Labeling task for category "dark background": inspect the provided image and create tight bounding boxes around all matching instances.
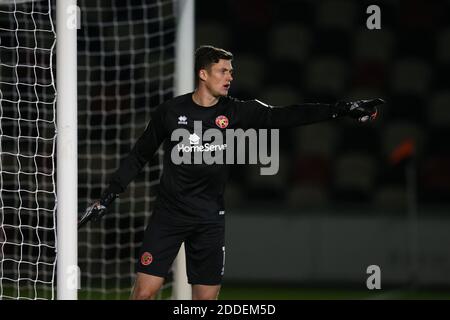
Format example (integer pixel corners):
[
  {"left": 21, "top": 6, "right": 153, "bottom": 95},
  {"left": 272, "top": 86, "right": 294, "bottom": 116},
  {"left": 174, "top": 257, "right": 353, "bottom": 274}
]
[
  {"left": 196, "top": 0, "right": 450, "bottom": 211},
  {"left": 194, "top": 0, "right": 450, "bottom": 299}
]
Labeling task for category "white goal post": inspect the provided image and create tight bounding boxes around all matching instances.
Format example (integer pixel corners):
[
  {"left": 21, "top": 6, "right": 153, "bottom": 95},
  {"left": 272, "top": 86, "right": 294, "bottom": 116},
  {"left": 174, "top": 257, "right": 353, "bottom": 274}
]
[{"left": 56, "top": 0, "right": 78, "bottom": 300}]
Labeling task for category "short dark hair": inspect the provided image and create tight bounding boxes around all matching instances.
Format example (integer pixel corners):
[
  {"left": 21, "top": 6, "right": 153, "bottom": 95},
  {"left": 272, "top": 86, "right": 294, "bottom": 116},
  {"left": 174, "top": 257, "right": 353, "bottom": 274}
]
[{"left": 194, "top": 45, "right": 233, "bottom": 85}]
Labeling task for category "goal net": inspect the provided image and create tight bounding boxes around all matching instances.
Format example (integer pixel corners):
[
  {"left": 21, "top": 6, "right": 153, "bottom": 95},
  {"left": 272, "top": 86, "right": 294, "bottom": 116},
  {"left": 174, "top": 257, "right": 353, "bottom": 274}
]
[
  {"left": 0, "top": 0, "right": 57, "bottom": 300},
  {"left": 77, "top": 0, "right": 176, "bottom": 300},
  {"left": 1, "top": 0, "right": 180, "bottom": 299}
]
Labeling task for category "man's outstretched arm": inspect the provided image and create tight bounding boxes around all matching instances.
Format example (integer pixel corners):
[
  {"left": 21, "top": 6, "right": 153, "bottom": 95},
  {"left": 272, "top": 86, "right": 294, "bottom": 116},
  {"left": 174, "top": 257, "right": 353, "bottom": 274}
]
[
  {"left": 79, "top": 107, "right": 167, "bottom": 228},
  {"left": 240, "top": 98, "right": 385, "bottom": 129}
]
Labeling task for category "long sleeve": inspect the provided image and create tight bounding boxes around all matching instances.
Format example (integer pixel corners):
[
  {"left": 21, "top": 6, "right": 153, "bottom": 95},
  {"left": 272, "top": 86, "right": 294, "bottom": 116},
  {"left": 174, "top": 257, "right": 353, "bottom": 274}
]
[
  {"left": 239, "top": 99, "right": 340, "bottom": 129},
  {"left": 104, "top": 106, "right": 167, "bottom": 195}
]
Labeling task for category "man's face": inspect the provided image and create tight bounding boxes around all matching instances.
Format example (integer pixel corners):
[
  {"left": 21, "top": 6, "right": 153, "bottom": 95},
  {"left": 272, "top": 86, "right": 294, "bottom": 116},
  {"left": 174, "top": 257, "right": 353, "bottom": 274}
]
[{"left": 201, "top": 59, "right": 233, "bottom": 97}]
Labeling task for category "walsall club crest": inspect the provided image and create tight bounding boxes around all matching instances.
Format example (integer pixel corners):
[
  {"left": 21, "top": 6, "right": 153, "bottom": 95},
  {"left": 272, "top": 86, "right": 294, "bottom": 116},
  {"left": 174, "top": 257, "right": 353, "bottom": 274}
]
[
  {"left": 215, "top": 115, "right": 229, "bottom": 129},
  {"left": 141, "top": 252, "right": 153, "bottom": 266}
]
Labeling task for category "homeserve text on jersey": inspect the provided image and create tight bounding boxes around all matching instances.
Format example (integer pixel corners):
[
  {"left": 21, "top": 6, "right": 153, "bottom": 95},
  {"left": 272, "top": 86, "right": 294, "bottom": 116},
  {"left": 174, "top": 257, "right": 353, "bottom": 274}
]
[
  {"left": 171, "top": 120, "right": 279, "bottom": 175},
  {"left": 173, "top": 303, "right": 276, "bottom": 317}
]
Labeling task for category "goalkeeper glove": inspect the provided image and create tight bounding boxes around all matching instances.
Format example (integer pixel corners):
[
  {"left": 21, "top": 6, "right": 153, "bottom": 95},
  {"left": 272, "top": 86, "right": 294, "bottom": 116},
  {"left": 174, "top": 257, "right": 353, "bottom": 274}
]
[
  {"left": 334, "top": 98, "right": 385, "bottom": 122},
  {"left": 78, "top": 192, "right": 117, "bottom": 229}
]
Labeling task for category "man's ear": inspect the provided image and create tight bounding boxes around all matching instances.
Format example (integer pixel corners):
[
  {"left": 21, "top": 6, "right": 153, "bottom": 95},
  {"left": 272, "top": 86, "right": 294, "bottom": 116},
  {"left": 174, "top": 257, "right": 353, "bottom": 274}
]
[{"left": 199, "top": 69, "right": 207, "bottom": 82}]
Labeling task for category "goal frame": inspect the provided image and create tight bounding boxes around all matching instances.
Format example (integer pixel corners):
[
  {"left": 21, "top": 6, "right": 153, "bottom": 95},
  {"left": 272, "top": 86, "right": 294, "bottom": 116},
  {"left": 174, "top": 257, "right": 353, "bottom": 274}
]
[
  {"left": 56, "top": 0, "right": 78, "bottom": 300},
  {"left": 56, "top": 0, "right": 195, "bottom": 300}
]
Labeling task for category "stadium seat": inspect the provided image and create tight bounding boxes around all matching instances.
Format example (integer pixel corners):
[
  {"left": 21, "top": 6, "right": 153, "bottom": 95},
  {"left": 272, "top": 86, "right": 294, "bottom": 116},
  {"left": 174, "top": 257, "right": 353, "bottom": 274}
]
[
  {"left": 259, "top": 84, "right": 301, "bottom": 106},
  {"left": 311, "top": 28, "right": 351, "bottom": 58},
  {"left": 244, "top": 153, "right": 290, "bottom": 200},
  {"left": 265, "top": 59, "right": 303, "bottom": 89},
  {"left": 425, "top": 127, "right": 450, "bottom": 156},
  {"left": 428, "top": 90, "right": 450, "bottom": 127},
  {"left": 271, "top": 0, "right": 314, "bottom": 26},
  {"left": 196, "top": 21, "right": 231, "bottom": 49},
  {"left": 388, "top": 94, "right": 425, "bottom": 122},
  {"left": 373, "top": 185, "right": 407, "bottom": 212},
  {"left": 436, "top": 28, "right": 450, "bottom": 64},
  {"left": 380, "top": 121, "right": 425, "bottom": 159},
  {"left": 351, "top": 61, "right": 387, "bottom": 91},
  {"left": 224, "top": 182, "right": 244, "bottom": 208},
  {"left": 316, "top": 0, "right": 357, "bottom": 30},
  {"left": 333, "top": 152, "right": 377, "bottom": 199},
  {"left": 306, "top": 56, "right": 348, "bottom": 95},
  {"left": 353, "top": 29, "right": 394, "bottom": 62},
  {"left": 292, "top": 155, "right": 330, "bottom": 185},
  {"left": 346, "top": 86, "right": 384, "bottom": 100},
  {"left": 293, "top": 122, "right": 337, "bottom": 156},
  {"left": 232, "top": 54, "right": 265, "bottom": 93},
  {"left": 287, "top": 184, "right": 330, "bottom": 209},
  {"left": 420, "top": 156, "right": 450, "bottom": 203},
  {"left": 336, "top": 125, "right": 380, "bottom": 155},
  {"left": 391, "top": 58, "right": 432, "bottom": 95},
  {"left": 267, "top": 23, "right": 311, "bottom": 64}
]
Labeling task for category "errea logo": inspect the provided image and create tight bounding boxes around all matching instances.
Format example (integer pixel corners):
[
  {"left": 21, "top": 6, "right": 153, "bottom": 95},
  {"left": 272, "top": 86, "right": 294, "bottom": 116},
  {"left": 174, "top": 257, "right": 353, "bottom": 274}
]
[{"left": 178, "top": 115, "right": 188, "bottom": 125}]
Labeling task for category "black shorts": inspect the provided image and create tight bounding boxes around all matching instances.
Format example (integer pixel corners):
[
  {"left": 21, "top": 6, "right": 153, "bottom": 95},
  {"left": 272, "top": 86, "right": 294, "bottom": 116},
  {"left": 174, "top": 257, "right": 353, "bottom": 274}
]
[{"left": 136, "top": 211, "right": 225, "bottom": 285}]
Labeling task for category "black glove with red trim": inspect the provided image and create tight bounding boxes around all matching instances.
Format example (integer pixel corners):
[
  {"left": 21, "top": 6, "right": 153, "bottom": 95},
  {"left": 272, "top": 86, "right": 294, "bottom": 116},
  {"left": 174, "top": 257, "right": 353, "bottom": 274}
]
[
  {"left": 78, "top": 192, "right": 117, "bottom": 229},
  {"left": 334, "top": 98, "right": 384, "bottom": 122}
]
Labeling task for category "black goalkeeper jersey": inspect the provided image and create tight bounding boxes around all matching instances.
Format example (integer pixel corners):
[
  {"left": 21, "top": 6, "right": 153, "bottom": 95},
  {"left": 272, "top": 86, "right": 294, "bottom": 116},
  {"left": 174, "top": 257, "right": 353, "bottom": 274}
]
[{"left": 104, "top": 93, "right": 339, "bottom": 222}]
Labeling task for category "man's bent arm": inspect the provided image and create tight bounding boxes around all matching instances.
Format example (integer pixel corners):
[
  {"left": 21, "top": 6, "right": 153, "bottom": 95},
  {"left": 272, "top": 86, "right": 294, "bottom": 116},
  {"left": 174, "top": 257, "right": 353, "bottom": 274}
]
[{"left": 79, "top": 107, "right": 167, "bottom": 228}]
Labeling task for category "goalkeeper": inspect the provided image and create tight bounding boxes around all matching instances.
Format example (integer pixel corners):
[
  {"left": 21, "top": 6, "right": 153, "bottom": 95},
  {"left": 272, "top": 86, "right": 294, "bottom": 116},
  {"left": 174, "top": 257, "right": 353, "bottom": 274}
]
[{"left": 79, "top": 45, "right": 384, "bottom": 300}]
